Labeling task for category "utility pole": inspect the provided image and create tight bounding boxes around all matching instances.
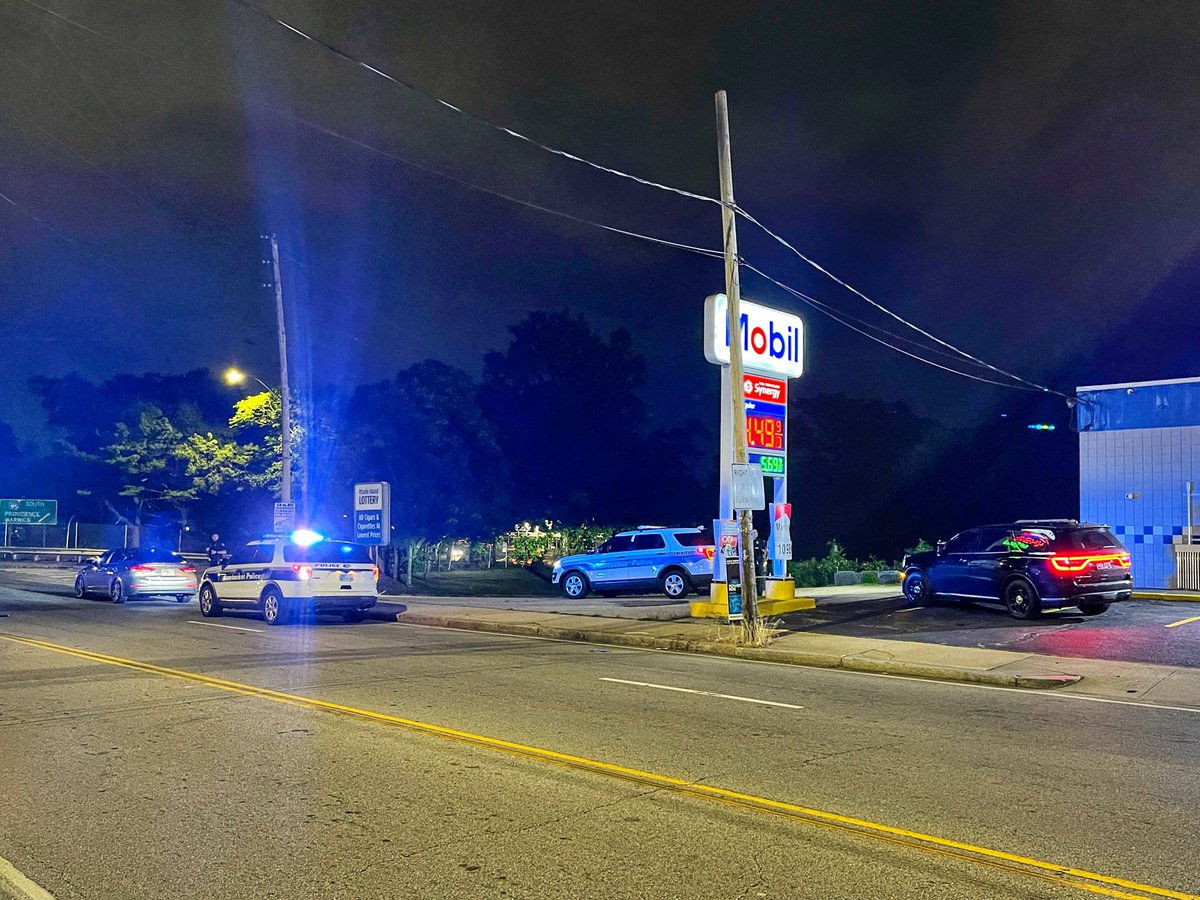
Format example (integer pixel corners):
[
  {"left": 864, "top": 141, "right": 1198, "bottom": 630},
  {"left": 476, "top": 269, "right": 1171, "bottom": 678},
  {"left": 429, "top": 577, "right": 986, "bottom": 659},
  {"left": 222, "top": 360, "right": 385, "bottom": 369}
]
[
  {"left": 715, "top": 90, "right": 762, "bottom": 645},
  {"left": 267, "top": 234, "right": 293, "bottom": 506}
]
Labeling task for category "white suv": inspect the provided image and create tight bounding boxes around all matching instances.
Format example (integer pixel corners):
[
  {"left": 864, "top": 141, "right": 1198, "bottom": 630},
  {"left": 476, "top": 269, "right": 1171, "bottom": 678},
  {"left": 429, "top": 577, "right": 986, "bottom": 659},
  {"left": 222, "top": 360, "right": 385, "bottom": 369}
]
[
  {"left": 552, "top": 526, "right": 715, "bottom": 600},
  {"left": 198, "top": 532, "right": 379, "bottom": 625}
]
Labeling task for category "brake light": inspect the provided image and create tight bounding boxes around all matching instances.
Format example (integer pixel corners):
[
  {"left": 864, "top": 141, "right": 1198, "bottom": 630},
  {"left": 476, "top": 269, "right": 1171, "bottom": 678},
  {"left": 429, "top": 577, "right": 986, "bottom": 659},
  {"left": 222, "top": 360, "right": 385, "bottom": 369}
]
[
  {"left": 291, "top": 564, "right": 313, "bottom": 580},
  {"left": 180, "top": 565, "right": 196, "bottom": 573},
  {"left": 700, "top": 547, "right": 715, "bottom": 561},
  {"left": 129, "top": 564, "right": 154, "bottom": 572},
  {"left": 371, "top": 565, "right": 379, "bottom": 580},
  {"left": 1048, "top": 553, "right": 1130, "bottom": 574}
]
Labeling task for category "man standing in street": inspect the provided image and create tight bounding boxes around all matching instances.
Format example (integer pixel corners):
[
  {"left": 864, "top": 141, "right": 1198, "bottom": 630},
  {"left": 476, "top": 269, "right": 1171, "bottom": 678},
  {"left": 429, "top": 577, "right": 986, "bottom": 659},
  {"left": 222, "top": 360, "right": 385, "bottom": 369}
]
[{"left": 206, "top": 533, "right": 228, "bottom": 568}]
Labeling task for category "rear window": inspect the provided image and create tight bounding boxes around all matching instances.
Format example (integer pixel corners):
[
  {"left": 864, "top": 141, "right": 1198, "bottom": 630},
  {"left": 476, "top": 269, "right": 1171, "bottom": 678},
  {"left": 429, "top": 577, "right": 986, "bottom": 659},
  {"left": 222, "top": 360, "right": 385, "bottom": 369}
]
[
  {"left": 128, "top": 549, "right": 186, "bottom": 563},
  {"left": 1052, "top": 528, "right": 1123, "bottom": 551},
  {"left": 284, "top": 541, "right": 373, "bottom": 563},
  {"left": 673, "top": 531, "right": 713, "bottom": 547}
]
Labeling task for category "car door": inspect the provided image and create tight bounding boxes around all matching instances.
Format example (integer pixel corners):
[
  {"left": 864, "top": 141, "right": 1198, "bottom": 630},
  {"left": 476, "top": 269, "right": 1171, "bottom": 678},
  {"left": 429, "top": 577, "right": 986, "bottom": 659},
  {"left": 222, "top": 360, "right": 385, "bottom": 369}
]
[
  {"left": 965, "top": 527, "right": 1012, "bottom": 599},
  {"left": 217, "top": 543, "right": 259, "bottom": 601},
  {"left": 589, "top": 535, "right": 635, "bottom": 588},
  {"left": 85, "top": 551, "right": 113, "bottom": 591},
  {"left": 929, "top": 530, "right": 980, "bottom": 595},
  {"left": 629, "top": 532, "right": 667, "bottom": 588}
]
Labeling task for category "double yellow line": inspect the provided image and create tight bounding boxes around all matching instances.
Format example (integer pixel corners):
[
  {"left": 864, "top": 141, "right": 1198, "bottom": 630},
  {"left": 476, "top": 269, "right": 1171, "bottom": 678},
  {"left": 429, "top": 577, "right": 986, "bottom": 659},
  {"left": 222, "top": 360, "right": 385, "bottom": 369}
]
[{"left": 2, "top": 632, "right": 1194, "bottom": 900}]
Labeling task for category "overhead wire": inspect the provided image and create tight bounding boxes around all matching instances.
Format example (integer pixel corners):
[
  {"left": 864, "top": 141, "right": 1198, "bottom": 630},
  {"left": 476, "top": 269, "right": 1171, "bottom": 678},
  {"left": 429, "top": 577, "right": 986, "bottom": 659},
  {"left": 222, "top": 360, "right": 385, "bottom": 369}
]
[{"left": 11, "top": 0, "right": 1071, "bottom": 397}]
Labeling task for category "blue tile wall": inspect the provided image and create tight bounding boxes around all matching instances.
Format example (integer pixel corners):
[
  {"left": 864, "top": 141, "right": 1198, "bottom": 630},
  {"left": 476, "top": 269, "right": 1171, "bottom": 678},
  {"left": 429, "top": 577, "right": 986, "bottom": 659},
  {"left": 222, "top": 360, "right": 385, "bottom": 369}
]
[{"left": 1079, "top": 425, "right": 1200, "bottom": 587}]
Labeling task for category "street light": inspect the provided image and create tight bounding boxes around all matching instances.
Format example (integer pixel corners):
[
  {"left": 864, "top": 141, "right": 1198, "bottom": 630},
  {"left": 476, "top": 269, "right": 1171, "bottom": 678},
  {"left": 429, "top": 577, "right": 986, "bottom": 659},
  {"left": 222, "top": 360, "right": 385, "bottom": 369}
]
[{"left": 224, "top": 367, "right": 272, "bottom": 393}]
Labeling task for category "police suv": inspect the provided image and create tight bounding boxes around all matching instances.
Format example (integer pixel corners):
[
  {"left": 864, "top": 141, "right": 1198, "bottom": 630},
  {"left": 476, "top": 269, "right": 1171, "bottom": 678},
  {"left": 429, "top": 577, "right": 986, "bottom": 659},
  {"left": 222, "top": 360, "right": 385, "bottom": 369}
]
[
  {"left": 552, "top": 526, "right": 715, "bottom": 600},
  {"left": 198, "top": 530, "right": 379, "bottom": 625}
]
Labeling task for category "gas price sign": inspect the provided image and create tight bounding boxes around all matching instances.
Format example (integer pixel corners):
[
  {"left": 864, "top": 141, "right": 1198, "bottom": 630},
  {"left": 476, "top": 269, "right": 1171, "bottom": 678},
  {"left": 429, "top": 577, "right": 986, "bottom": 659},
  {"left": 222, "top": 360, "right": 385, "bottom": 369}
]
[
  {"left": 746, "top": 413, "right": 784, "bottom": 450},
  {"left": 743, "top": 374, "right": 787, "bottom": 455}
]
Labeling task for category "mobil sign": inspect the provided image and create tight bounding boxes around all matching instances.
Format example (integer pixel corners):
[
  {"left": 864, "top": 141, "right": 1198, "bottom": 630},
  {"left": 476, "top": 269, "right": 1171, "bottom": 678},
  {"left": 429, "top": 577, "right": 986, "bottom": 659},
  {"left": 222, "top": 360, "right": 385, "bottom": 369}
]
[{"left": 704, "top": 294, "right": 805, "bottom": 379}]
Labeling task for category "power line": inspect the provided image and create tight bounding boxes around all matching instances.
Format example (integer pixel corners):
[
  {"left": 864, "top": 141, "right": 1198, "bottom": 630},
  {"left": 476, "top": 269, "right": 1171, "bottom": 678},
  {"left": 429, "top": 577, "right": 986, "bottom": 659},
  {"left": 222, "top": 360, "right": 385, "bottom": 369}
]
[
  {"left": 733, "top": 203, "right": 1069, "bottom": 398},
  {"left": 0, "top": 186, "right": 119, "bottom": 272},
  {"left": 225, "top": 0, "right": 720, "bottom": 208}
]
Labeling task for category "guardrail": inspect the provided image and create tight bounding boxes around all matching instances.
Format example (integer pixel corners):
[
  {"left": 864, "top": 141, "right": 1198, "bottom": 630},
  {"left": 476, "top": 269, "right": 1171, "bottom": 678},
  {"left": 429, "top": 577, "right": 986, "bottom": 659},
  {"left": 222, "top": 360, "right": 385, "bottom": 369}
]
[
  {"left": 0, "top": 547, "right": 209, "bottom": 565},
  {"left": 1174, "top": 544, "right": 1200, "bottom": 590}
]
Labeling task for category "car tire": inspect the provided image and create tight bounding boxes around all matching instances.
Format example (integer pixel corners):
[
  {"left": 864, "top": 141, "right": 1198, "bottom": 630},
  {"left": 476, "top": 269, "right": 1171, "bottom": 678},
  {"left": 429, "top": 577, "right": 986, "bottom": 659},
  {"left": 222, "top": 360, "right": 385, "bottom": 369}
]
[
  {"left": 198, "top": 584, "right": 222, "bottom": 617},
  {"left": 74, "top": 575, "right": 89, "bottom": 599},
  {"left": 560, "top": 570, "right": 590, "bottom": 600},
  {"left": 902, "top": 569, "right": 931, "bottom": 605},
  {"left": 660, "top": 569, "right": 693, "bottom": 600},
  {"left": 1078, "top": 602, "right": 1110, "bottom": 616},
  {"left": 110, "top": 579, "right": 126, "bottom": 604},
  {"left": 1004, "top": 578, "right": 1041, "bottom": 620},
  {"left": 343, "top": 610, "right": 366, "bottom": 624},
  {"left": 261, "top": 587, "right": 288, "bottom": 626}
]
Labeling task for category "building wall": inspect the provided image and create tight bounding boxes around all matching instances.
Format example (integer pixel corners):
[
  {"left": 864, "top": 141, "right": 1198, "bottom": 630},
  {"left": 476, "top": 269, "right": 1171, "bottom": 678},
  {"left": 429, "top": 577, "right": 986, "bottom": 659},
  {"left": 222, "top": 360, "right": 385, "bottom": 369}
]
[
  {"left": 1079, "top": 426, "right": 1199, "bottom": 587},
  {"left": 1077, "top": 378, "right": 1200, "bottom": 589}
]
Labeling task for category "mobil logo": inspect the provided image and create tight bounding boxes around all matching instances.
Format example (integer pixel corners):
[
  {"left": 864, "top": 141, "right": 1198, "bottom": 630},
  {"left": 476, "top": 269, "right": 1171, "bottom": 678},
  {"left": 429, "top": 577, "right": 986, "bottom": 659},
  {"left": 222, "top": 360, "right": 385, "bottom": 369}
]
[{"left": 703, "top": 294, "right": 805, "bottom": 379}]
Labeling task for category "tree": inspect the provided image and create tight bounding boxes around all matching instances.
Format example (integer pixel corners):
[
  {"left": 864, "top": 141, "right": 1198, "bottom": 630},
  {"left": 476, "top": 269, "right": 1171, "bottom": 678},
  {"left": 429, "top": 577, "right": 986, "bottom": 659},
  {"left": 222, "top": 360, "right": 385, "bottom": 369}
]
[{"left": 480, "top": 310, "right": 647, "bottom": 523}]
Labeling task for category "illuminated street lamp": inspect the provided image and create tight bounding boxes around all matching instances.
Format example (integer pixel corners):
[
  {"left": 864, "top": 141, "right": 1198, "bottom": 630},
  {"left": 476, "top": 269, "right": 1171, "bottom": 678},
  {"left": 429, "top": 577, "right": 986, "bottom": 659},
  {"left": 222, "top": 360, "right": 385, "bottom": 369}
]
[{"left": 224, "top": 367, "right": 271, "bottom": 393}]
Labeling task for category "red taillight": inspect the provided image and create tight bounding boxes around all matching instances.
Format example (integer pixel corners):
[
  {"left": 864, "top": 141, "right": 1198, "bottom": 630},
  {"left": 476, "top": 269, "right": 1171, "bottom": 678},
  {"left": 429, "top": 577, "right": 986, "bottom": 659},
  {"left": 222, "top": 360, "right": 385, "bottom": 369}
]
[
  {"left": 700, "top": 547, "right": 715, "bottom": 561},
  {"left": 291, "top": 564, "right": 313, "bottom": 580},
  {"left": 371, "top": 565, "right": 379, "bottom": 579},
  {"left": 129, "top": 564, "right": 154, "bottom": 572},
  {"left": 180, "top": 565, "right": 196, "bottom": 573},
  {"left": 1048, "top": 553, "right": 1131, "bottom": 574}
]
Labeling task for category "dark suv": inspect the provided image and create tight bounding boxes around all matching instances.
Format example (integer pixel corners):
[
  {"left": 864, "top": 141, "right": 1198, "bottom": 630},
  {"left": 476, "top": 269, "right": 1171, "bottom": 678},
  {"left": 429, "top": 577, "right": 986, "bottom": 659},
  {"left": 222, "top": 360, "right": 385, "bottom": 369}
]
[{"left": 900, "top": 520, "right": 1132, "bottom": 619}]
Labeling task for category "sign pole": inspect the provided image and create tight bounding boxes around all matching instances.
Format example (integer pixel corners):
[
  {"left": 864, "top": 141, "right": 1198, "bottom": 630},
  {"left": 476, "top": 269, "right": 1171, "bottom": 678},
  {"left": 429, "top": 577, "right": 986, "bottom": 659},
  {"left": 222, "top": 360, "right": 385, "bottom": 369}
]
[
  {"left": 268, "top": 234, "right": 293, "bottom": 508},
  {"left": 715, "top": 90, "right": 762, "bottom": 645}
]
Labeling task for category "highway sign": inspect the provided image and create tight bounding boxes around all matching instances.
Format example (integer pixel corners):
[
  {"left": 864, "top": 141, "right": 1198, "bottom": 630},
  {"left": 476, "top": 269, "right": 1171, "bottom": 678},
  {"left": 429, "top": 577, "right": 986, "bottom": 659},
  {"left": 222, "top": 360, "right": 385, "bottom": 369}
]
[{"left": 0, "top": 499, "right": 57, "bottom": 525}]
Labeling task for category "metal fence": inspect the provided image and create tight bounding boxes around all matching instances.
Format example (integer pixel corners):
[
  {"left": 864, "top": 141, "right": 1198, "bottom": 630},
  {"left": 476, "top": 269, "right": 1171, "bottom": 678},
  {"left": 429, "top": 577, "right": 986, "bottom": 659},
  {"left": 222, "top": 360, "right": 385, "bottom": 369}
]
[
  {"left": 1173, "top": 544, "right": 1200, "bottom": 590},
  {"left": 1, "top": 522, "right": 207, "bottom": 553}
]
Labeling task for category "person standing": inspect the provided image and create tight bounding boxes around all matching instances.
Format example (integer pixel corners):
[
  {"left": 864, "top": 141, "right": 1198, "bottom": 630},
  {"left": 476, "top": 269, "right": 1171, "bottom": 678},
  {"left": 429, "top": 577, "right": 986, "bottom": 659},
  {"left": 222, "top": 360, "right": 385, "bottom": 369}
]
[{"left": 206, "top": 533, "right": 228, "bottom": 567}]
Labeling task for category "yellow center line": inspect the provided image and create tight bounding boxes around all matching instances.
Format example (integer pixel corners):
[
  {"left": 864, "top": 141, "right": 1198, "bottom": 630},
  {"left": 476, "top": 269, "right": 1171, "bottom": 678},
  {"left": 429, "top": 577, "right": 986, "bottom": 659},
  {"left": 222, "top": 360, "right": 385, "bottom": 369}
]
[
  {"left": 2, "top": 632, "right": 1194, "bottom": 900},
  {"left": 1164, "top": 615, "right": 1200, "bottom": 629}
]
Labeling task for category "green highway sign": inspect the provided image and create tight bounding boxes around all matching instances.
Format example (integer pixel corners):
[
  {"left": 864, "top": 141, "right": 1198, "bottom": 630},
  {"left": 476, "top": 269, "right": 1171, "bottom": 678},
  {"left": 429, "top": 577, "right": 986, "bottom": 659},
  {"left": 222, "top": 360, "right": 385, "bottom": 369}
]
[{"left": 1, "top": 499, "right": 58, "bottom": 525}]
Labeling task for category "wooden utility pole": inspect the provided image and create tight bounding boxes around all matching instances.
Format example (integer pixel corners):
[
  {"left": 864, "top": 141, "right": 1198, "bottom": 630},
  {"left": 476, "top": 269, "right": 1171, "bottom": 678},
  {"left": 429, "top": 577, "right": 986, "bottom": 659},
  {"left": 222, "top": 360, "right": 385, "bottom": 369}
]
[
  {"left": 267, "top": 234, "right": 293, "bottom": 506},
  {"left": 715, "top": 90, "right": 762, "bottom": 645}
]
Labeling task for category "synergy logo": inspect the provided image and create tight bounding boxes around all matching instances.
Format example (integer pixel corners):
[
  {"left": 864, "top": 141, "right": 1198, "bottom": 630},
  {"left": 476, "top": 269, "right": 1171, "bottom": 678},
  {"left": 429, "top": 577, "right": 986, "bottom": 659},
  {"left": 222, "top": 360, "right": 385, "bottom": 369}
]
[
  {"left": 743, "top": 373, "right": 786, "bottom": 403},
  {"left": 703, "top": 294, "right": 805, "bottom": 379}
]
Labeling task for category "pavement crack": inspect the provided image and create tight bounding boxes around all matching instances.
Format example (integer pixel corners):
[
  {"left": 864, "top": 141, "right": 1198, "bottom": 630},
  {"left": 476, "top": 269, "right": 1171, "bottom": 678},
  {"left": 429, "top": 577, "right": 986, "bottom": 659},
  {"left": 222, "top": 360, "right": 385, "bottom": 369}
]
[{"left": 797, "top": 742, "right": 900, "bottom": 767}]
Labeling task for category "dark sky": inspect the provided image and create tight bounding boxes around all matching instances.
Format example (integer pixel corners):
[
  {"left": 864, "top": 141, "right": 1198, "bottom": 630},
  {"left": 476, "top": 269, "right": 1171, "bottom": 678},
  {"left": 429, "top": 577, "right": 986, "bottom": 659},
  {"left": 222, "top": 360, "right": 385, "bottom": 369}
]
[{"left": 3, "top": 0, "right": 1200, "bottom": 442}]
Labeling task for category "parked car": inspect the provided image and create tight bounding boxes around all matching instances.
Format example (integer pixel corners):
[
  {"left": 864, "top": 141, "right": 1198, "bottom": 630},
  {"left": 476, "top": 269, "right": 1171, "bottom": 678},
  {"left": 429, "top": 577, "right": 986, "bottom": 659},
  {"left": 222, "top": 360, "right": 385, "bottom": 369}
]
[
  {"left": 552, "top": 526, "right": 715, "bottom": 600},
  {"left": 75, "top": 548, "right": 198, "bottom": 603},
  {"left": 901, "top": 520, "right": 1132, "bottom": 619},
  {"left": 198, "top": 530, "right": 379, "bottom": 625}
]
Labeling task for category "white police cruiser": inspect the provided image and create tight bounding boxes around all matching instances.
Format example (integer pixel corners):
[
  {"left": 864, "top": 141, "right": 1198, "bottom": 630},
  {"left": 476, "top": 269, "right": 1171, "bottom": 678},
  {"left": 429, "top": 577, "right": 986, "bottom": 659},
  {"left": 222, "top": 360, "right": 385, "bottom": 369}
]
[
  {"left": 552, "top": 526, "right": 715, "bottom": 600},
  {"left": 198, "top": 530, "right": 379, "bottom": 625}
]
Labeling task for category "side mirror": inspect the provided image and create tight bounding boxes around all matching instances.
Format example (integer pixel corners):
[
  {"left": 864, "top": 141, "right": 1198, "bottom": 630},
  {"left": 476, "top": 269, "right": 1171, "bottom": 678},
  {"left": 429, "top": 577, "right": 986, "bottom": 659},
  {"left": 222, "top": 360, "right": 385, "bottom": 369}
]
[
  {"left": 935, "top": 541, "right": 947, "bottom": 556},
  {"left": 83, "top": 556, "right": 100, "bottom": 566}
]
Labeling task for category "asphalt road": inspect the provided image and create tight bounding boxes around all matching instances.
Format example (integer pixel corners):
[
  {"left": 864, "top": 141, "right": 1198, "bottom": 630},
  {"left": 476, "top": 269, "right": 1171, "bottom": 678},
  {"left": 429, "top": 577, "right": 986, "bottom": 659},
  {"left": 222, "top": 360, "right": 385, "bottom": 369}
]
[
  {"left": 783, "top": 594, "right": 1200, "bottom": 668},
  {"left": 1, "top": 571, "right": 1198, "bottom": 899}
]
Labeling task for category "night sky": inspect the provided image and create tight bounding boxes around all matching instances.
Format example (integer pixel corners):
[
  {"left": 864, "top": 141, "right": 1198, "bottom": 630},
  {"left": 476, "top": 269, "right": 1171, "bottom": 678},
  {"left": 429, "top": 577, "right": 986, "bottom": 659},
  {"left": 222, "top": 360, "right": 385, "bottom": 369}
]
[{"left": 3, "top": 1, "right": 1200, "bottom": 444}]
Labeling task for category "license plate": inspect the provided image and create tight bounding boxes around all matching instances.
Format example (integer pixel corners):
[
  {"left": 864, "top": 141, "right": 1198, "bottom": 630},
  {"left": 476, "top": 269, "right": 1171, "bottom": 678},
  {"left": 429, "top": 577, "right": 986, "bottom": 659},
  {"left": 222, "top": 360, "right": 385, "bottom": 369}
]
[
  {"left": 339, "top": 573, "right": 354, "bottom": 582},
  {"left": 1095, "top": 562, "right": 1114, "bottom": 570}
]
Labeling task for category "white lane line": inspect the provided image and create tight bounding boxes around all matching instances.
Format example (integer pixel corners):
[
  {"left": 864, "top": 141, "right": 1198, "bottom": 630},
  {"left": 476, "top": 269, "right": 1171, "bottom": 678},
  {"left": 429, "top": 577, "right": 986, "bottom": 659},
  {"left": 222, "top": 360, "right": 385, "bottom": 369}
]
[
  {"left": 894, "top": 606, "right": 923, "bottom": 613},
  {"left": 600, "top": 677, "right": 803, "bottom": 709},
  {"left": 0, "top": 853, "right": 56, "bottom": 900},
  {"left": 187, "top": 620, "right": 263, "bottom": 633},
  {"left": 394, "top": 622, "right": 1200, "bottom": 715},
  {"left": 1164, "top": 614, "right": 1200, "bottom": 629}
]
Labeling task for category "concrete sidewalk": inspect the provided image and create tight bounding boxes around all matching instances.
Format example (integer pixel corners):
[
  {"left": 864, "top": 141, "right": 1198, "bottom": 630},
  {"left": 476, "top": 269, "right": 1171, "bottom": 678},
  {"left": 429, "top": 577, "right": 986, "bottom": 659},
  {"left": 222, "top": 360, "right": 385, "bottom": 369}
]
[{"left": 383, "top": 599, "right": 1200, "bottom": 706}]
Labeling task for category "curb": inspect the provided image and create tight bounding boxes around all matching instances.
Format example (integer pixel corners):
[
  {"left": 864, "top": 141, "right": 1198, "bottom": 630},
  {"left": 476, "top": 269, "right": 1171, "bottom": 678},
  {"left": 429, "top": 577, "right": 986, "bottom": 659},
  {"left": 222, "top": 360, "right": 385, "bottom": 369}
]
[
  {"left": 395, "top": 611, "right": 1081, "bottom": 690},
  {"left": 1134, "top": 591, "right": 1200, "bottom": 602}
]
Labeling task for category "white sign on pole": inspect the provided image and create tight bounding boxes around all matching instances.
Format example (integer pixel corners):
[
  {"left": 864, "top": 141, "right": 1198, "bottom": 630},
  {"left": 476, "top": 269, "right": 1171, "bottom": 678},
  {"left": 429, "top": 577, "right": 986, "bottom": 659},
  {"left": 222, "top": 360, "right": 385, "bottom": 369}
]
[
  {"left": 731, "top": 463, "right": 766, "bottom": 510},
  {"left": 273, "top": 501, "right": 296, "bottom": 533},
  {"left": 704, "top": 294, "right": 805, "bottom": 379},
  {"left": 353, "top": 482, "right": 391, "bottom": 545}
]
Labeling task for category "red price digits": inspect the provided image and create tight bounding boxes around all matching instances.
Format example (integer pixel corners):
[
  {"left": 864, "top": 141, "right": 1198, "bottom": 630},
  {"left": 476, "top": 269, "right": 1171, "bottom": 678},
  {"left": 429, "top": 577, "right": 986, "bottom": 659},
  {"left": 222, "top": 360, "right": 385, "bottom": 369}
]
[{"left": 747, "top": 415, "right": 783, "bottom": 450}]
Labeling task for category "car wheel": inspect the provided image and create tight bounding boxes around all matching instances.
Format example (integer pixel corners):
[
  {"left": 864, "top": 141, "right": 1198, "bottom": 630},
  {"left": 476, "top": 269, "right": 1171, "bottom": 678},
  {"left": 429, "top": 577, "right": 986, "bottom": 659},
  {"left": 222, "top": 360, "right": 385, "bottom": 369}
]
[
  {"left": 1078, "top": 602, "right": 1110, "bottom": 616},
  {"left": 1004, "top": 578, "right": 1041, "bottom": 620},
  {"left": 110, "top": 579, "right": 126, "bottom": 604},
  {"left": 343, "top": 609, "right": 366, "bottom": 624},
  {"left": 261, "top": 587, "right": 288, "bottom": 626},
  {"left": 902, "top": 570, "right": 931, "bottom": 605},
  {"left": 198, "top": 584, "right": 222, "bottom": 617},
  {"left": 660, "top": 569, "right": 693, "bottom": 600},
  {"left": 561, "top": 570, "right": 589, "bottom": 600},
  {"left": 74, "top": 574, "right": 88, "bottom": 599}
]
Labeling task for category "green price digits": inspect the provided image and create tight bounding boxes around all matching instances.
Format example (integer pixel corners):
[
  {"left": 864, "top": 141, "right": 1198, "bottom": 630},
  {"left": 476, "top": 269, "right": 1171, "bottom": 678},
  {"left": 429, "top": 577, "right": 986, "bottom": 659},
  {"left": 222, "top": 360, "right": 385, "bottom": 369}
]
[{"left": 755, "top": 455, "right": 785, "bottom": 476}]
